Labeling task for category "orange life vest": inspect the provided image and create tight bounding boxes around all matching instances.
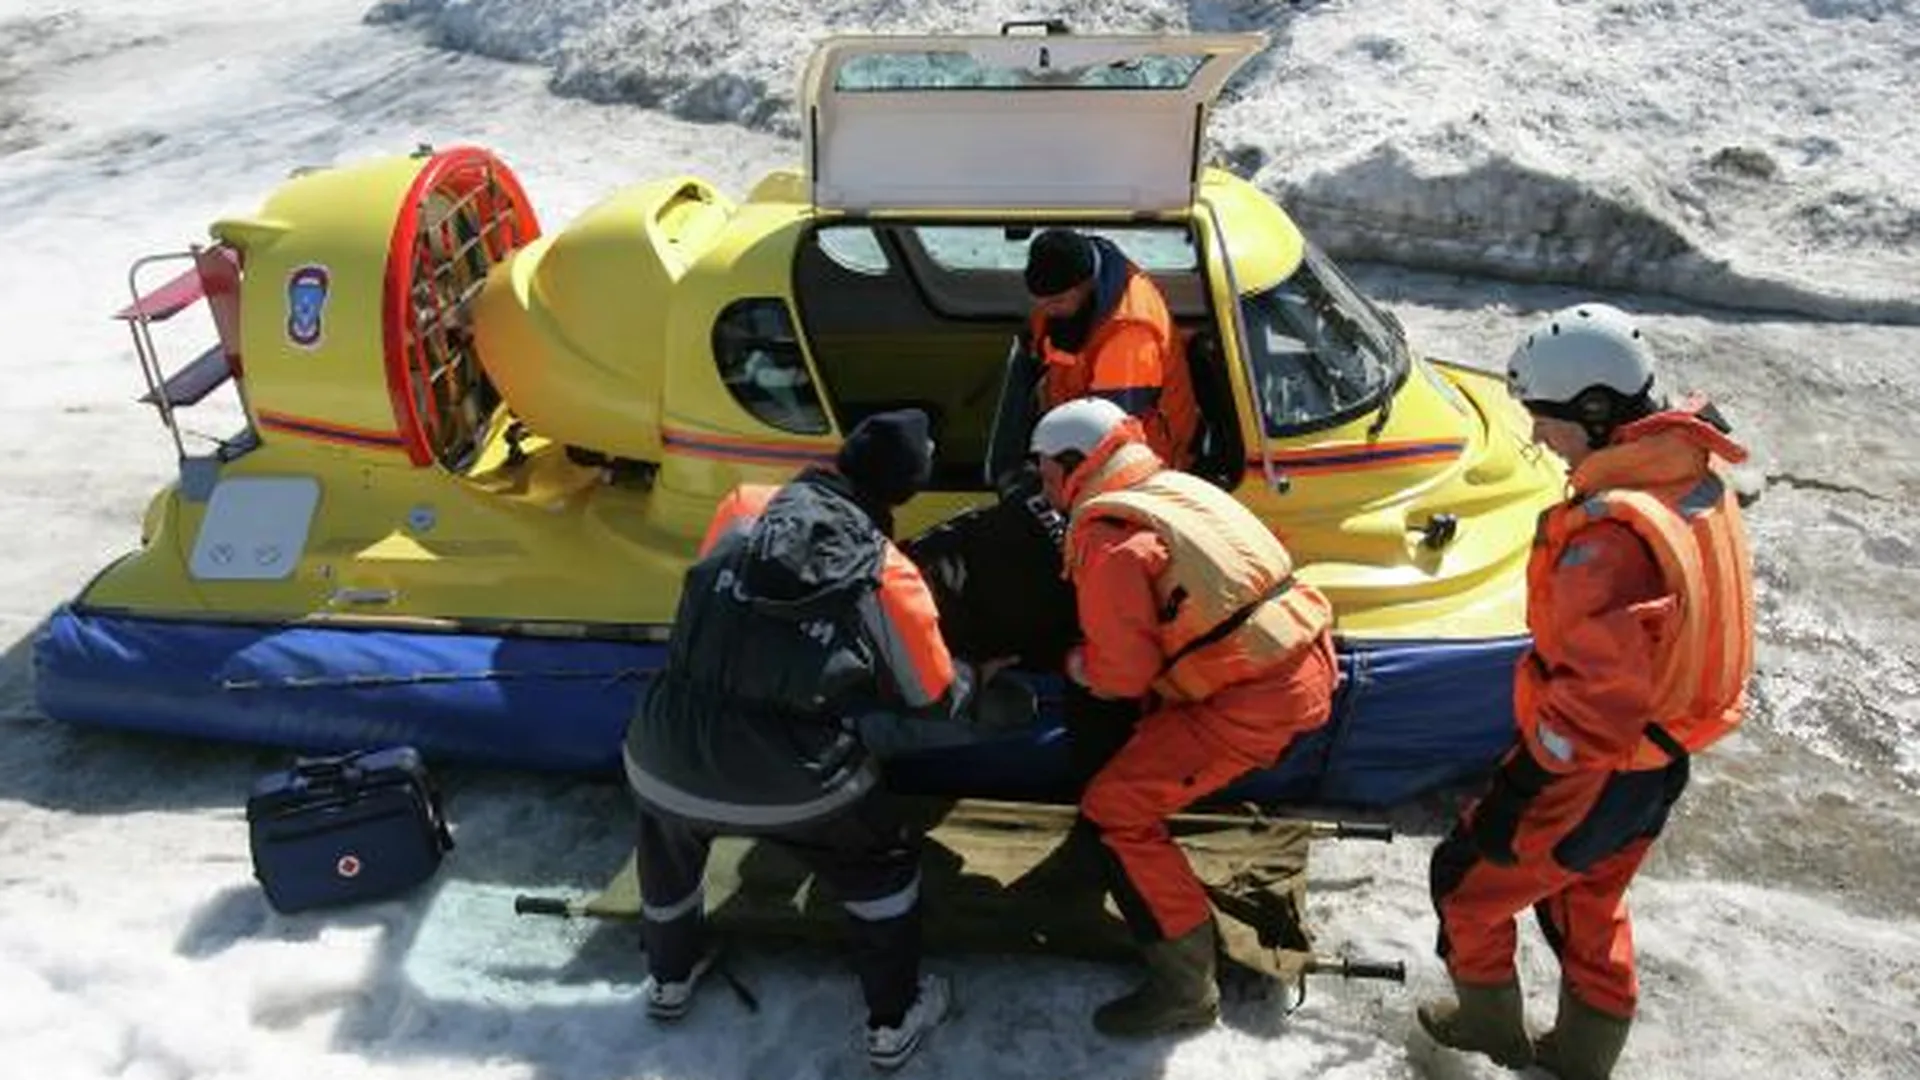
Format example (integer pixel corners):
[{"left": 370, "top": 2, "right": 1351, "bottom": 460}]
[
  {"left": 1518, "top": 406, "right": 1755, "bottom": 770},
  {"left": 1066, "top": 429, "right": 1332, "bottom": 703},
  {"left": 1032, "top": 266, "right": 1199, "bottom": 469}
]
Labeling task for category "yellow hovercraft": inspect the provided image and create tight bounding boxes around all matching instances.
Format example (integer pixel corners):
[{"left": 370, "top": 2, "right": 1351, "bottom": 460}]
[{"left": 35, "top": 26, "right": 1562, "bottom": 806}]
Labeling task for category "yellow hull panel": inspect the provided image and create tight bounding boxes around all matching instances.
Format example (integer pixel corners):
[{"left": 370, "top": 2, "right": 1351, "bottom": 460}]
[{"left": 87, "top": 362, "right": 1557, "bottom": 644}]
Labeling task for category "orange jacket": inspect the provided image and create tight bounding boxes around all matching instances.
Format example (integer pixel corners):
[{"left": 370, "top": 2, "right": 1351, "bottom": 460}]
[
  {"left": 701, "top": 479, "right": 959, "bottom": 708},
  {"left": 1031, "top": 261, "right": 1199, "bottom": 469},
  {"left": 1062, "top": 422, "right": 1332, "bottom": 702},
  {"left": 699, "top": 483, "right": 778, "bottom": 556},
  {"left": 1517, "top": 403, "right": 1755, "bottom": 774}
]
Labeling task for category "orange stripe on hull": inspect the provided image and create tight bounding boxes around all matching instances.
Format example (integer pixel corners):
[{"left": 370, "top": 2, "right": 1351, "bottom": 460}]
[
  {"left": 257, "top": 410, "right": 408, "bottom": 451},
  {"left": 1253, "top": 439, "right": 1467, "bottom": 474}
]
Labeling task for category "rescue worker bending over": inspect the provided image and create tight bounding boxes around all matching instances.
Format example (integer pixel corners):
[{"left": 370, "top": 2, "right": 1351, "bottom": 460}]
[
  {"left": 1030, "top": 397, "right": 1339, "bottom": 1037},
  {"left": 623, "top": 409, "right": 1008, "bottom": 1071},
  {"left": 1024, "top": 228, "right": 1200, "bottom": 469},
  {"left": 1419, "top": 303, "right": 1755, "bottom": 1080}
]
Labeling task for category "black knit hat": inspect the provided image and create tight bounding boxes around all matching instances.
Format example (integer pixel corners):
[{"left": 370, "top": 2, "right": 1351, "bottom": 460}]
[
  {"left": 1024, "top": 229, "right": 1095, "bottom": 297},
  {"left": 836, "top": 408, "right": 935, "bottom": 508}
]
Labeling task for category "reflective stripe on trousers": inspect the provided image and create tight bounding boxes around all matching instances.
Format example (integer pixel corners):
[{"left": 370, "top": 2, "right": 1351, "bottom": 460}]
[{"left": 844, "top": 870, "right": 921, "bottom": 922}]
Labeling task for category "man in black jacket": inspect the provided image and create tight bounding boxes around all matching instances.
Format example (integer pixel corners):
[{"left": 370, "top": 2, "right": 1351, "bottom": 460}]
[{"left": 623, "top": 409, "right": 1000, "bottom": 1070}]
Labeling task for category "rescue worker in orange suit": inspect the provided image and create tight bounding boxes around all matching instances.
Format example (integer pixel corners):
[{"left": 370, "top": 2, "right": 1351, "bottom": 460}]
[
  {"left": 1419, "top": 303, "right": 1755, "bottom": 1080},
  {"left": 1029, "top": 396, "right": 1339, "bottom": 1036},
  {"left": 1024, "top": 228, "right": 1200, "bottom": 470},
  {"left": 623, "top": 408, "right": 1019, "bottom": 1071}
]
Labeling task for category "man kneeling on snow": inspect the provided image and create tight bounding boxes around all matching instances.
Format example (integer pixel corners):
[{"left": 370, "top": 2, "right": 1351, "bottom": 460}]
[{"left": 621, "top": 408, "right": 1018, "bottom": 1070}]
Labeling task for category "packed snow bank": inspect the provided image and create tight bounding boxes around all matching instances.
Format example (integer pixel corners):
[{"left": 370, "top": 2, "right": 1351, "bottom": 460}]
[{"left": 376, "top": 0, "right": 1920, "bottom": 322}]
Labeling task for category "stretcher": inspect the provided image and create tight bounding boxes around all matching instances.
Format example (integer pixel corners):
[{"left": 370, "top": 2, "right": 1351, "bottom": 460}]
[{"left": 513, "top": 797, "right": 1406, "bottom": 1004}]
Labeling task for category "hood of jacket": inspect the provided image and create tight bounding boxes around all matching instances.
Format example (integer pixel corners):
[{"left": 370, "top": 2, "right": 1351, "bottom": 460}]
[{"left": 738, "top": 468, "right": 887, "bottom": 620}]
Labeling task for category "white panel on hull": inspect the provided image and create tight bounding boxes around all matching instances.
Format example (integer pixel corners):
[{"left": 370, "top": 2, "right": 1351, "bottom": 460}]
[{"left": 188, "top": 476, "right": 321, "bottom": 582}]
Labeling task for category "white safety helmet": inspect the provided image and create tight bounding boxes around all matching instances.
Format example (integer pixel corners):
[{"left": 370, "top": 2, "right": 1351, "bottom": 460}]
[
  {"left": 1030, "top": 396, "right": 1129, "bottom": 460},
  {"left": 1507, "top": 302, "right": 1662, "bottom": 444}
]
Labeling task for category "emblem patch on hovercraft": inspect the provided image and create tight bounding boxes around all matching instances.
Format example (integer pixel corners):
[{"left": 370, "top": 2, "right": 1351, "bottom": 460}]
[{"left": 286, "top": 264, "right": 332, "bottom": 349}]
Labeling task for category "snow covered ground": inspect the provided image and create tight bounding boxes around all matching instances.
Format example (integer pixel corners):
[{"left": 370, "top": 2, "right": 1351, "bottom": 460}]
[{"left": 2, "top": 1, "right": 1917, "bottom": 1078}]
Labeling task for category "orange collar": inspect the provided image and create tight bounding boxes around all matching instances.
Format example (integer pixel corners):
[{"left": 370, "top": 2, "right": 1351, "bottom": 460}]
[
  {"left": 1065, "top": 419, "right": 1163, "bottom": 508},
  {"left": 1571, "top": 401, "right": 1749, "bottom": 497}
]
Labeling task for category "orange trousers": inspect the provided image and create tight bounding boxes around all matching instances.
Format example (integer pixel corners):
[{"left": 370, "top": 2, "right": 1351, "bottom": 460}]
[
  {"left": 1080, "top": 637, "right": 1336, "bottom": 941},
  {"left": 1431, "top": 829, "right": 1653, "bottom": 1018},
  {"left": 1430, "top": 757, "right": 1687, "bottom": 1018}
]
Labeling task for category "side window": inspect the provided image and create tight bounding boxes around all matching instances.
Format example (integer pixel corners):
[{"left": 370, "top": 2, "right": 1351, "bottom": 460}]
[
  {"left": 712, "top": 299, "right": 831, "bottom": 435},
  {"left": 815, "top": 226, "right": 891, "bottom": 275}
]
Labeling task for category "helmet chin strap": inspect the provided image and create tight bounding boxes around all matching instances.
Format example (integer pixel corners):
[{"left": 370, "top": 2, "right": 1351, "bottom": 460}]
[{"left": 1528, "top": 375, "right": 1660, "bottom": 450}]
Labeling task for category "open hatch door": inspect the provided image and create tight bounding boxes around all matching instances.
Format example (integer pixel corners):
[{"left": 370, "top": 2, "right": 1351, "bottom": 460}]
[{"left": 801, "top": 29, "right": 1266, "bottom": 213}]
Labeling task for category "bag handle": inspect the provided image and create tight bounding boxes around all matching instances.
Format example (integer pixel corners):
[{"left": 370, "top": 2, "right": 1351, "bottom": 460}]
[
  {"left": 287, "top": 747, "right": 455, "bottom": 851},
  {"left": 1000, "top": 19, "right": 1071, "bottom": 36},
  {"left": 291, "top": 752, "right": 365, "bottom": 789}
]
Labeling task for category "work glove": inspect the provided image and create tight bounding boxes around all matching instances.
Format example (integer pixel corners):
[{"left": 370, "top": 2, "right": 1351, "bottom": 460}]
[
  {"left": 969, "top": 667, "right": 1038, "bottom": 735},
  {"left": 1465, "top": 744, "right": 1553, "bottom": 866}
]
